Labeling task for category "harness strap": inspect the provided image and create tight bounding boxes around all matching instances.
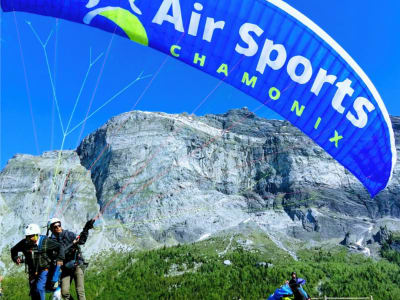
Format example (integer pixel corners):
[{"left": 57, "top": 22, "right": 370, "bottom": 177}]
[
  {"left": 38, "top": 235, "right": 45, "bottom": 251},
  {"left": 34, "top": 236, "right": 46, "bottom": 275}
]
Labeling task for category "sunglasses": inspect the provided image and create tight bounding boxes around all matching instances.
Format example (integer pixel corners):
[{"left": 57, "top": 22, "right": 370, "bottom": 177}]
[{"left": 52, "top": 224, "right": 62, "bottom": 229}]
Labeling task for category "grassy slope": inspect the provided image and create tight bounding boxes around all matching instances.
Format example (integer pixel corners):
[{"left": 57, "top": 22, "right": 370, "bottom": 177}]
[{"left": 2, "top": 234, "right": 400, "bottom": 300}]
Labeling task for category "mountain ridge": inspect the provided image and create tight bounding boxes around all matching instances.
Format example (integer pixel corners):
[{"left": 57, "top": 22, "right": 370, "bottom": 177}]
[{"left": 1, "top": 108, "right": 399, "bottom": 271}]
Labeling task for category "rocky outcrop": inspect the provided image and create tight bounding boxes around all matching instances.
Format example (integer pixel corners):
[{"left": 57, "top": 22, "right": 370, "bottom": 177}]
[
  {"left": 373, "top": 226, "right": 391, "bottom": 244},
  {"left": 1, "top": 109, "right": 399, "bottom": 270},
  {"left": 373, "top": 226, "right": 400, "bottom": 253}
]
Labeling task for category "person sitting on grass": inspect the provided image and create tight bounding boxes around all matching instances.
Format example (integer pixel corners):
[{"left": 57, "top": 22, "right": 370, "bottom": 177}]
[{"left": 288, "top": 272, "right": 311, "bottom": 300}]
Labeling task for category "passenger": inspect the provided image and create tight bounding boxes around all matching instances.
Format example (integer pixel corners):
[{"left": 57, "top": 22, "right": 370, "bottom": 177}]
[{"left": 11, "top": 224, "right": 64, "bottom": 300}]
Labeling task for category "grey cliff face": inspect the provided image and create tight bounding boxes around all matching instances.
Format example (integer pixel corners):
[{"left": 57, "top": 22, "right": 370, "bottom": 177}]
[
  {"left": 77, "top": 109, "right": 400, "bottom": 250},
  {"left": 1, "top": 109, "right": 399, "bottom": 269}
]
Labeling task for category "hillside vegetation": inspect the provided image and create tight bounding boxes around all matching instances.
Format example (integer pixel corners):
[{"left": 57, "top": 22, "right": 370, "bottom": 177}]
[{"left": 2, "top": 235, "right": 400, "bottom": 299}]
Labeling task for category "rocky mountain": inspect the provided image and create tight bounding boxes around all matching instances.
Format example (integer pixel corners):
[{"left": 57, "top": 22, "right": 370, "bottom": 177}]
[{"left": 1, "top": 108, "right": 399, "bottom": 271}]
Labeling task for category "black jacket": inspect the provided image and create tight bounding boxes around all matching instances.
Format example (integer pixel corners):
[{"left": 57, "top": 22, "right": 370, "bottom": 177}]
[
  {"left": 11, "top": 235, "right": 64, "bottom": 275},
  {"left": 50, "top": 230, "right": 84, "bottom": 264},
  {"left": 289, "top": 278, "right": 307, "bottom": 300}
]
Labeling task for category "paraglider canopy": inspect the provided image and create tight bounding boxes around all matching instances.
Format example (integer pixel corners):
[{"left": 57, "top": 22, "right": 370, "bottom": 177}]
[{"left": 0, "top": 0, "right": 396, "bottom": 197}]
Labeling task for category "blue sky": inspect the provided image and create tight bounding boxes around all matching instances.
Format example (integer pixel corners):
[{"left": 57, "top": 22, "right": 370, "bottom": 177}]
[{"left": 1, "top": 0, "right": 399, "bottom": 168}]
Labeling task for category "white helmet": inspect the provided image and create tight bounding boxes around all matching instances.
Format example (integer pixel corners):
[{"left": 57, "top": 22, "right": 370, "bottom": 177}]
[
  {"left": 25, "top": 224, "right": 41, "bottom": 236},
  {"left": 47, "top": 218, "right": 61, "bottom": 230},
  {"left": 48, "top": 217, "right": 61, "bottom": 227}
]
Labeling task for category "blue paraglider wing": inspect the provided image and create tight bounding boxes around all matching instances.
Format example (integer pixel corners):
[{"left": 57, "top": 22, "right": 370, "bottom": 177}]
[
  {"left": 1, "top": 0, "right": 396, "bottom": 197},
  {"left": 267, "top": 283, "right": 293, "bottom": 300}
]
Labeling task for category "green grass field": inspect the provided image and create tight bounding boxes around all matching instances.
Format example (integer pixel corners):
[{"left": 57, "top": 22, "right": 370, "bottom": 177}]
[{"left": 2, "top": 235, "right": 400, "bottom": 300}]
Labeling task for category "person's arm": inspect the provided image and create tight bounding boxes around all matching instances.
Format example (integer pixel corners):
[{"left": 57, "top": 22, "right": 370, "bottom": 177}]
[
  {"left": 78, "top": 219, "right": 95, "bottom": 245},
  {"left": 45, "top": 238, "right": 65, "bottom": 262},
  {"left": 44, "top": 238, "right": 64, "bottom": 287},
  {"left": 57, "top": 231, "right": 80, "bottom": 256},
  {"left": 66, "top": 230, "right": 77, "bottom": 243},
  {"left": 10, "top": 240, "right": 25, "bottom": 264}
]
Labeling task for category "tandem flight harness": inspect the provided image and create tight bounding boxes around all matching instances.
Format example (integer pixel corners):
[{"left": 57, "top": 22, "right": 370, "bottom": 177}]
[
  {"left": 30, "top": 236, "right": 61, "bottom": 294},
  {"left": 63, "top": 238, "right": 89, "bottom": 271}
]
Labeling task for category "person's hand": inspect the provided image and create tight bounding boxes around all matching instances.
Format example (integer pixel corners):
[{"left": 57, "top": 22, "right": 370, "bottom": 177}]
[
  {"left": 84, "top": 219, "right": 95, "bottom": 231},
  {"left": 16, "top": 257, "right": 22, "bottom": 265},
  {"left": 57, "top": 261, "right": 63, "bottom": 266}
]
